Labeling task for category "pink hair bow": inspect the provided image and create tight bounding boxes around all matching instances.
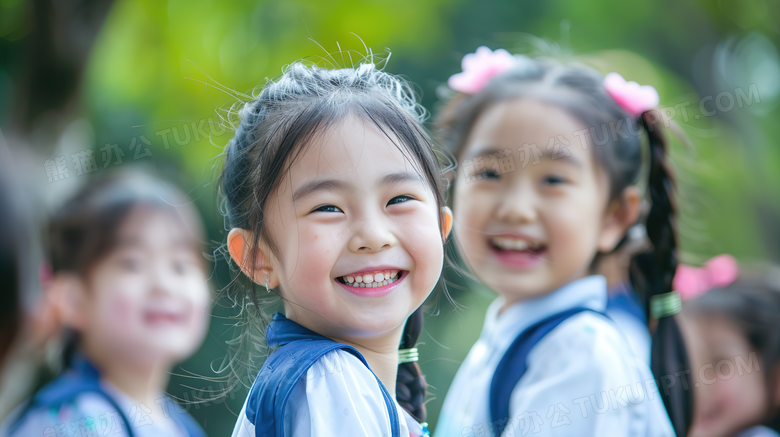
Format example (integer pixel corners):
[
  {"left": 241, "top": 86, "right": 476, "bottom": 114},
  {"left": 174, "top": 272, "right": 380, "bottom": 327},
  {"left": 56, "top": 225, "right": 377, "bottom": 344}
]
[
  {"left": 448, "top": 46, "right": 516, "bottom": 94},
  {"left": 603, "top": 72, "right": 660, "bottom": 117},
  {"left": 673, "top": 254, "right": 739, "bottom": 300}
]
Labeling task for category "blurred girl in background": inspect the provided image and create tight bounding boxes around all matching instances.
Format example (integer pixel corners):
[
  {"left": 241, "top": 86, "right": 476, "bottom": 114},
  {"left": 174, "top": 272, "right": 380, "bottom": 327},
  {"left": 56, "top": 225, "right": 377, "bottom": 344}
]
[
  {"left": 222, "top": 59, "right": 452, "bottom": 437},
  {"left": 677, "top": 257, "right": 780, "bottom": 437},
  {"left": 434, "top": 47, "right": 684, "bottom": 436},
  {"left": 1, "top": 171, "right": 210, "bottom": 437}
]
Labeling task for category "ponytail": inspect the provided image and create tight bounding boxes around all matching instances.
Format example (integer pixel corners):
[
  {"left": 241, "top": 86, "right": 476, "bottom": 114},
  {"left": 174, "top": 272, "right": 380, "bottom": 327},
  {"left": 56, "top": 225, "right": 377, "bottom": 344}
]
[
  {"left": 630, "top": 112, "right": 692, "bottom": 437},
  {"left": 396, "top": 306, "right": 428, "bottom": 422}
]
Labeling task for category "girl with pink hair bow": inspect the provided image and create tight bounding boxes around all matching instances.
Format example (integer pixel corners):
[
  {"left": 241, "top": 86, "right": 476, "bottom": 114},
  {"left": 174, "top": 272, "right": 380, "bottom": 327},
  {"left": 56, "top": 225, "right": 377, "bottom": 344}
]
[{"left": 434, "top": 47, "right": 682, "bottom": 437}]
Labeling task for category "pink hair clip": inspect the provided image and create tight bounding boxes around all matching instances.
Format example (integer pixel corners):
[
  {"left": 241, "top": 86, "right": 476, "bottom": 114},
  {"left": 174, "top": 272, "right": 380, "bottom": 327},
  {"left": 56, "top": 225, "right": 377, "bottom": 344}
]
[
  {"left": 448, "top": 46, "right": 516, "bottom": 94},
  {"left": 603, "top": 72, "right": 660, "bottom": 117},
  {"left": 673, "top": 254, "right": 739, "bottom": 300}
]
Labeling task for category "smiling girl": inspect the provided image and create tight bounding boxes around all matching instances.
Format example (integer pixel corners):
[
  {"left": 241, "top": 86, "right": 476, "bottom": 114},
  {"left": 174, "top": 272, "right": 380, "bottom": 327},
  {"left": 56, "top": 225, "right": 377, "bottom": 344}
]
[
  {"left": 222, "top": 60, "right": 452, "bottom": 437},
  {"left": 2, "top": 171, "right": 210, "bottom": 437},
  {"left": 433, "top": 48, "right": 682, "bottom": 436}
]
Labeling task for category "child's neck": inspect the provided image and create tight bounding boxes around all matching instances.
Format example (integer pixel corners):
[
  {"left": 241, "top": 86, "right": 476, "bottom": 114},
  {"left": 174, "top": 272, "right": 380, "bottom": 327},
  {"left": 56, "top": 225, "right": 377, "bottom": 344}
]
[{"left": 80, "top": 341, "right": 170, "bottom": 407}]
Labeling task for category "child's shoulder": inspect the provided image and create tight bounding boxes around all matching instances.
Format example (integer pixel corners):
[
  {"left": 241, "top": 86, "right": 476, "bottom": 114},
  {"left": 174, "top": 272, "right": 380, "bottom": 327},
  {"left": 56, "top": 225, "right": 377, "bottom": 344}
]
[
  {"left": 286, "top": 349, "right": 414, "bottom": 436},
  {"left": 530, "top": 310, "right": 640, "bottom": 377},
  {"left": 239, "top": 348, "right": 397, "bottom": 436}
]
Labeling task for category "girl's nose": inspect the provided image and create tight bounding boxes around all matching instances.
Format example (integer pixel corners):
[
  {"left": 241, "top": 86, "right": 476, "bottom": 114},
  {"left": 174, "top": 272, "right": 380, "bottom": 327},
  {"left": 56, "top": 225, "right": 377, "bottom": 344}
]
[
  {"left": 495, "top": 183, "right": 537, "bottom": 225},
  {"left": 149, "top": 261, "right": 178, "bottom": 296},
  {"left": 348, "top": 217, "right": 397, "bottom": 253}
]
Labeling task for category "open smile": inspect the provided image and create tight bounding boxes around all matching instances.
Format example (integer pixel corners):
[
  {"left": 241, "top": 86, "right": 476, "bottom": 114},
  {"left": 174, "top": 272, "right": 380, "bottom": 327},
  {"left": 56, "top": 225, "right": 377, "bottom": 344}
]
[
  {"left": 488, "top": 235, "right": 547, "bottom": 267},
  {"left": 335, "top": 269, "right": 408, "bottom": 297}
]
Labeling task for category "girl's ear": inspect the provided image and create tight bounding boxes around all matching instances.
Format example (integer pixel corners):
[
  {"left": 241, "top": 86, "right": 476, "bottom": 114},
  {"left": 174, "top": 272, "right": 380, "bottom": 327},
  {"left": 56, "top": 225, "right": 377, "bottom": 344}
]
[
  {"left": 227, "top": 228, "right": 279, "bottom": 288},
  {"left": 49, "top": 273, "right": 88, "bottom": 331},
  {"left": 441, "top": 206, "right": 453, "bottom": 242},
  {"left": 598, "top": 186, "right": 642, "bottom": 253}
]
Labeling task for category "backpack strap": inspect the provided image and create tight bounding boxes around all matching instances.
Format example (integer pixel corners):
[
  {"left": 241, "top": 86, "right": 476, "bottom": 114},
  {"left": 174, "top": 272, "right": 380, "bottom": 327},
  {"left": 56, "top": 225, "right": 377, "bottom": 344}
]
[
  {"left": 489, "top": 307, "right": 606, "bottom": 437},
  {"left": 8, "top": 356, "right": 136, "bottom": 437},
  {"left": 245, "top": 313, "right": 400, "bottom": 437}
]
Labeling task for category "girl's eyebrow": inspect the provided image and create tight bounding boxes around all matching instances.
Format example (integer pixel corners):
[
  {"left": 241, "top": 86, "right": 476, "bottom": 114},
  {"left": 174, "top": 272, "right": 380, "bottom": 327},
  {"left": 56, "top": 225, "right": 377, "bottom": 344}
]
[
  {"left": 465, "top": 145, "right": 584, "bottom": 169},
  {"left": 292, "top": 179, "right": 351, "bottom": 202},
  {"left": 379, "top": 171, "right": 423, "bottom": 187},
  {"left": 292, "top": 172, "right": 423, "bottom": 202},
  {"left": 463, "top": 145, "right": 504, "bottom": 161}
]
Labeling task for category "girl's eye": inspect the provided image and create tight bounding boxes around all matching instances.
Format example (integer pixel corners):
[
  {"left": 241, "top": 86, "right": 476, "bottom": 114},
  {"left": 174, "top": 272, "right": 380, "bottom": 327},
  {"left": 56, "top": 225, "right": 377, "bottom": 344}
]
[
  {"left": 312, "top": 204, "right": 343, "bottom": 213},
  {"left": 118, "top": 256, "right": 142, "bottom": 272},
  {"left": 475, "top": 170, "right": 500, "bottom": 180},
  {"left": 542, "top": 175, "right": 567, "bottom": 185},
  {"left": 387, "top": 195, "right": 413, "bottom": 206},
  {"left": 173, "top": 259, "right": 191, "bottom": 274}
]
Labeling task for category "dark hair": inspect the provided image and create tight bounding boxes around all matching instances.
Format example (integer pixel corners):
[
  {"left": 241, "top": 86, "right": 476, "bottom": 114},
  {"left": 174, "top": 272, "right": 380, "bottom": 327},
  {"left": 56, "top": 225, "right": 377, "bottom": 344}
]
[
  {"left": 49, "top": 170, "right": 204, "bottom": 277},
  {"left": 686, "top": 268, "right": 780, "bottom": 432},
  {"left": 436, "top": 55, "right": 689, "bottom": 434},
  {"left": 219, "top": 60, "right": 452, "bottom": 421}
]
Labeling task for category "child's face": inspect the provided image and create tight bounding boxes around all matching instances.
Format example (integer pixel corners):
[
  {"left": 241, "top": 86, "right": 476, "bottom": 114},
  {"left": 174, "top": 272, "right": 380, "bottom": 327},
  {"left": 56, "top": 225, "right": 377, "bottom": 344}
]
[
  {"left": 681, "top": 311, "right": 769, "bottom": 437},
  {"left": 78, "top": 207, "right": 210, "bottom": 365},
  {"left": 453, "top": 98, "right": 617, "bottom": 304},
  {"left": 260, "top": 116, "right": 446, "bottom": 342}
]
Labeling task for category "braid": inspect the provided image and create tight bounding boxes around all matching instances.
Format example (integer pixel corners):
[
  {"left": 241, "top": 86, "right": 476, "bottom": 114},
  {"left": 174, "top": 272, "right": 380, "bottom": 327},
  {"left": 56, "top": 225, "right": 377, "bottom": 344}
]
[
  {"left": 396, "top": 306, "right": 428, "bottom": 422},
  {"left": 632, "top": 112, "right": 692, "bottom": 437}
]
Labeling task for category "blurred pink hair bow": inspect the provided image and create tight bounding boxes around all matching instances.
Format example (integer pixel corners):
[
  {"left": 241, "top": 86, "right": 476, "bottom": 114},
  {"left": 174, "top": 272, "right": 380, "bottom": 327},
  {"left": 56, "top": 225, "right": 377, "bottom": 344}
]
[
  {"left": 448, "top": 46, "right": 516, "bottom": 94},
  {"left": 673, "top": 254, "right": 739, "bottom": 300},
  {"left": 603, "top": 72, "right": 660, "bottom": 117}
]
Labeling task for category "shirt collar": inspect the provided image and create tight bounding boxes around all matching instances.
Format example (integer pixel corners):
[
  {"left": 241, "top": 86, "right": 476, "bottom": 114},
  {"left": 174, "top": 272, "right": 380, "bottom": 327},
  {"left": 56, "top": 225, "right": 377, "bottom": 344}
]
[{"left": 481, "top": 275, "right": 608, "bottom": 350}]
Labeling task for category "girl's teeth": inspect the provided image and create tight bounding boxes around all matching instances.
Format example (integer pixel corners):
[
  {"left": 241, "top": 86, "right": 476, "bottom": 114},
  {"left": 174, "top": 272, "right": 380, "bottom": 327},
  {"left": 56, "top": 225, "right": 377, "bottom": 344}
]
[
  {"left": 492, "top": 237, "right": 533, "bottom": 251},
  {"left": 345, "top": 271, "right": 400, "bottom": 288}
]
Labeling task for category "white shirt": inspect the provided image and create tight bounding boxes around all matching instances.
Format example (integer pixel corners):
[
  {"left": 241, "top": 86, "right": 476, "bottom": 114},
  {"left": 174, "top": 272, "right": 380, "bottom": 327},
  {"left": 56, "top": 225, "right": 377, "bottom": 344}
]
[
  {"left": 606, "top": 298, "right": 652, "bottom": 365},
  {"left": 232, "top": 349, "right": 425, "bottom": 437},
  {"left": 434, "top": 276, "right": 674, "bottom": 437}
]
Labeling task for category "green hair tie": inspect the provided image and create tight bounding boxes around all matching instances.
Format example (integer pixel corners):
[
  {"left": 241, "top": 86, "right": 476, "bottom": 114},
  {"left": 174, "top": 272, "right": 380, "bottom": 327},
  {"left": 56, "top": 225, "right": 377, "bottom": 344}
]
[
  {"left": 398, "top": 348, "right": 419, "bottom": 364},
  {"left": 650, "top": 291, "right": 682, "bottom": 319}
]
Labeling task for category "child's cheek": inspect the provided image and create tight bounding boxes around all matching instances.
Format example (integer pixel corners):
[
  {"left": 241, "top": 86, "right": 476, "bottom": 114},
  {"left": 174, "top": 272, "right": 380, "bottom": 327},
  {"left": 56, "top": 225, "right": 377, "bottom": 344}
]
[
  {"left": 547, "top": 204, "right": 599, "bottom": 266},
  {"left": 282, "top": 231, "right": 339, "bottom": 298},
  {"left": 185, "top": 281, "right": 211, "bottom": 343},
  {"left": 97, "top": 285, "right": 144, "bottom": 345},
  {"left": 401, "top": 213, "right": 444, "bottom": 298}
]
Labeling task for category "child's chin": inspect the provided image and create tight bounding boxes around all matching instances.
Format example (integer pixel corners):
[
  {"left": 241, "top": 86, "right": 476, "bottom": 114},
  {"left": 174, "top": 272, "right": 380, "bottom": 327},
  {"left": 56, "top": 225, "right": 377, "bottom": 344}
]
[
  {"left": 485, "top": 272, "right": 552, "bottom": 299},
  {"left": 339, "top": 312, "right": 408, "bottom": 338},
  {"left": 133, "top": 338, "right": 199, "bottom": 363}
]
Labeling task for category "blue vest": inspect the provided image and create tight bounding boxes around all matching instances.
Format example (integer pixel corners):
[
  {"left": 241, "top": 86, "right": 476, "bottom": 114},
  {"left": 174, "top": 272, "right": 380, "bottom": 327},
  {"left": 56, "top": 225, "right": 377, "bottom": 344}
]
[
  {"left": 489, "top": 307, "right": 607, "bottom": 437},
  {"left": 244, "top": 312, "right": 401, "bottom": 437},
  {"left": 606, "top": 282, "right": 647, "bottom": 325},
  {"left": 8, "top": 354, "right": 206, "bottom": 437}
]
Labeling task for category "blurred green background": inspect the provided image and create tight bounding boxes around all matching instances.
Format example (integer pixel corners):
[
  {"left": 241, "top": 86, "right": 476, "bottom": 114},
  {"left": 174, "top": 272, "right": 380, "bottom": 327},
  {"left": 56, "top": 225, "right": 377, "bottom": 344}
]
[{"left": 2, "top": 0, "right": 779, "bottom": 434}]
